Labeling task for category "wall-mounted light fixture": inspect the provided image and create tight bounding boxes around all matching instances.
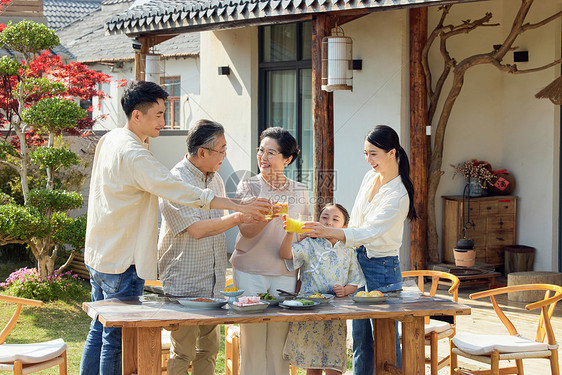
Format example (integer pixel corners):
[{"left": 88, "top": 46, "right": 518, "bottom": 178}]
[
  {"left": 131, "top": 38, "right": 142, "bottom": 51},
  {"left": 321, "top": 26, "right": 353, "bottom": 92},
  {"left": 218, "top": 66, "right": 231, "bottom": 75},
  {"left": 513, "top": 50, "right": 529, "bottom": 62}
]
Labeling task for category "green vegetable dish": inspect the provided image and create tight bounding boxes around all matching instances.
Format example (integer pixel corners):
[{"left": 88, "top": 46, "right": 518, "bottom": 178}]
[
  {"left": 257, "top": 292, "right": 277, "bottom": 300},
  {"left": 296, "top": 299, "right": 315, "bottom": 306}
]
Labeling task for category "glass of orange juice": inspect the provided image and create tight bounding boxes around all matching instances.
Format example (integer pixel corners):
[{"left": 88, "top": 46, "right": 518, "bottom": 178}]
[
  {"left": 274, "top": 201, "right": 289, "bottom": 216},
  {"left": 299, "top": 215, "right": 313, "bottom": 233},
  {"left": 285, "top": 216, "right": 304, "bottom": 233},
  {"left": 264, "top": 205, "right": 274, "bottom": 221}
]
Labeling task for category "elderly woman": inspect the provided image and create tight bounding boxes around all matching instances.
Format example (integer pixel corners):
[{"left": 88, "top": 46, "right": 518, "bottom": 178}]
[{"left": 230, "top": 127, "right": 311, "bottom": 375}]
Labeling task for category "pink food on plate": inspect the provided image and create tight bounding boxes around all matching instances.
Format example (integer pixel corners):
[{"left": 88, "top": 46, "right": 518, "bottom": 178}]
[{"left": 233, "top": 296, "right": 261, "bottom": 306}]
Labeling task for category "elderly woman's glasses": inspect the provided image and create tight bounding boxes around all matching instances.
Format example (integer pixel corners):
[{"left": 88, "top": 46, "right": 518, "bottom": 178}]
[{"left": 256, "top": 147, "right": 281, "bottom": 159}]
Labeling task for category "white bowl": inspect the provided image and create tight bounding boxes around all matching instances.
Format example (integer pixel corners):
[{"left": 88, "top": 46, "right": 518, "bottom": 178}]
[{"left": 228, "top": 301, "right": 270, "bottom": 313}]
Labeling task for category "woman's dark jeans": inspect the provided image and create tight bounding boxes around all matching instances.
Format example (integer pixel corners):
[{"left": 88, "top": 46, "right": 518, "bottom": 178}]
[{"left": 352, "top": 246, "right": 402, "bottom": 375}]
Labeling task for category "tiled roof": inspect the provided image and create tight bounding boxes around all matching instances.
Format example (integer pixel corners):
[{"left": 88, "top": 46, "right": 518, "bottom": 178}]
[
  {"left": 105, "top": 0, "right": 484, "bottom": 35},
  {"left": 0, "top": 45, "right": 74, "bottom": 59},
  {"left": 58, "top": 0, "right": 199, "bottom": 63},
  {"left": 44, "top": 0, "right": 105, "bottom": 30}
]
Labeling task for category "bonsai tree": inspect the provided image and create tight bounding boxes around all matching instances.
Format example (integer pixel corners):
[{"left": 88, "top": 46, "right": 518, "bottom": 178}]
[
  {"left": 0, "top": 20, "right": 110, "bottom": 279},
  {"left": 423, "top": 0, "right": 562, "bottom": 262}
]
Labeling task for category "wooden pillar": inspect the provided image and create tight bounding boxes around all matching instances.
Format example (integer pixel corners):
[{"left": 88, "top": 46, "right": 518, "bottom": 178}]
[
  {"left": 409, "top": 7, "right": 428, "bottom": 270},
  {"left": 312, "top": 14, "right": 334, "bottom": 218},
  {"left": 134, "top": 37, "right": 149, "bottom": 81}
]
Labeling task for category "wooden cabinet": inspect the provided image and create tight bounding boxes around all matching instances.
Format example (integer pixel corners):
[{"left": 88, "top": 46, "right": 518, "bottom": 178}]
[{"left": 442, "top": 195, "right": 517, "bottom": 266}]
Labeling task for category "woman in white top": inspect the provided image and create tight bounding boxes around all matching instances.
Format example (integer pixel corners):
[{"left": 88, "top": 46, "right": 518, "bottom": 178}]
[
  {"left": 303, "top": 125, "right": 417, "bottom": 375},
  {"left": 231, "top": 127, "right": 311, "bottom": 375}
]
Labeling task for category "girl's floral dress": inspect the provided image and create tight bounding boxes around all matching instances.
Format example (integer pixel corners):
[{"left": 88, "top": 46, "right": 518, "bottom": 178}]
[{"left": 282, "top": 237, "right": 365, "bottom": 371}]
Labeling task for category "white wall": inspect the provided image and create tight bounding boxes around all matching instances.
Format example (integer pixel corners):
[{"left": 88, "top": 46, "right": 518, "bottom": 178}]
[
  {"left": 429, "top": 0, "right": 561, "bottom": 271},
  {"left": 87, "top": 56, "right": 202, "bottom": 173},
  {"left": 199, "top": 27, "right": 259, "bottom": 195},
  {"left": 91, "top": 56, "right": 201, "bottom": 133},
  {"left": 196, "top": 27, "right": 259, "bottom": 251},
  {"left": 91, "top": 64, "right": 131, "bottom": 131}
]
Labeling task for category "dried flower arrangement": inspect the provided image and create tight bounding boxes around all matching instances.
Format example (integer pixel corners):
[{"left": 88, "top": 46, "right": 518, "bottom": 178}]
[{"left": 451, "top": 159, "right": 494, "bottom": 188}]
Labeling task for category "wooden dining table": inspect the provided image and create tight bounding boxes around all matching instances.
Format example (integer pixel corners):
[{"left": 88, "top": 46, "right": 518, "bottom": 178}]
[{"left": 82, "top": 293, "right": 470, "bottom": 375}]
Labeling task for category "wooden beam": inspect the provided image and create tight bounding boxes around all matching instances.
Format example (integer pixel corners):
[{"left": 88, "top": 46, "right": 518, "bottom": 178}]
[
  {"left": 330, "top": 11, "right": 369, "bottom": 26},
  {"left": 409, "top": 7, "right": 428, "bottom": 270},
  {"left": 312, "top": 14, "right": 334, "bottom": 218}
]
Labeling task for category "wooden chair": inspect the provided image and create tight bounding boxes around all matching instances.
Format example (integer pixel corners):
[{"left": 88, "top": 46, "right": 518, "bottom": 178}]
[
  {"left": 0, "top": 295, "right": 67, "bottom": 375},
  {"left": 225, "top": 325, "right": 240, "bottom": 375},
  {"left": 451, "top": 284, "right": 562, "bottom": 375},
  {"left": 401, "top": 270, "right": 460, "bottom": 375}
]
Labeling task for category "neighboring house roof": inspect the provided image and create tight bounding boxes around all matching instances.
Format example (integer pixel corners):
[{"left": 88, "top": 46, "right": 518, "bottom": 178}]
[
  {"left": 44, "top": 0, "right": 105, "bottom": 30},
  {"left": 58, "top": 0, "right": 199, "bottom": 63},
  {"left": 105, "top": 0, "right": 488, "bottom": 35}
]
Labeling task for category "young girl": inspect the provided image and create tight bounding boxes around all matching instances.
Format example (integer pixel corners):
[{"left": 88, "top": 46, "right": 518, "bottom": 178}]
[{"left": 280, "top": 204, "right": 364, "bottom": 375}]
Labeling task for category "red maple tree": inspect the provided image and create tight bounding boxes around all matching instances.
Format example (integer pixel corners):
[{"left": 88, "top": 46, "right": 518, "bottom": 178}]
[{"left": 1, "top": 51, "right": 111, "bottom": 146}]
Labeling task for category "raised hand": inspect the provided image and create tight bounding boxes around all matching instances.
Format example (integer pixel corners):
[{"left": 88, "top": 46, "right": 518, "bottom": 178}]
[
  {"left": 282, "top": 214, "right": 289, "bottom": 230},
  {"left": 239, "top": 197, "right": 273, "bottom": 220}
]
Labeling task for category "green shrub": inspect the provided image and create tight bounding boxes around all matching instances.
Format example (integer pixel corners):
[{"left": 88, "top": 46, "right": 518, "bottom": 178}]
[{"left": 0, "top": 267, "right": 90, "bottom": 302}]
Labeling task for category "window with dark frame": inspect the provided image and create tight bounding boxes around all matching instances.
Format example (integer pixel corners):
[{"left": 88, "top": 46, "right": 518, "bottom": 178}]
[
  {"left": 258, "top": 21, "right": 313, "bottom": 191},
  {"left": 161, "top": 76, "right": 181, "bottom": 130}
]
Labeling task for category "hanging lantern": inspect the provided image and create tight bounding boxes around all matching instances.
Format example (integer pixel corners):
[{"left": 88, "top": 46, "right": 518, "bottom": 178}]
[
  {"left": 145, "top": 54, "right": 163, "bottom": 83},
  {"left": 321, "top": 27, "right": 353, "bottom": 92}
]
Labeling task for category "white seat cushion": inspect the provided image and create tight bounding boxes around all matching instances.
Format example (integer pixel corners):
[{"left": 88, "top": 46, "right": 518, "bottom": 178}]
[
  {"left": 452, "top": 332, "right": 549, "bottom": 355},
  {"left": 161, "top": 329, "right": 172, "bottom": 350},
  {"left": 425, "top": 319, "right": 452, "bottom": 335},
  {"left": 0, "top": 339, "right": 66, "bottom": 364},
  {"left": 227, "top": 325, "right": 240, "bottom": 339},
  {"left": 398, "top": 319, "right": 451, "bottom": 337}
]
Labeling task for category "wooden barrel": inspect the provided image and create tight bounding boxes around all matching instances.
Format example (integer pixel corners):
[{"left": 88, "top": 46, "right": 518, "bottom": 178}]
[
  {"left": 507, "top": 271, "right": 562, "bottom": 302},
  {"left": 504, "top": 245, "right": 535, "bottom": 275}
]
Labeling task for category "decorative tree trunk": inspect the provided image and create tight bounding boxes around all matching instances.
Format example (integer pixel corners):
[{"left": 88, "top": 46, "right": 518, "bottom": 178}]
[{"left": 423, "top": 0, "right": 562, "bottom": 262}]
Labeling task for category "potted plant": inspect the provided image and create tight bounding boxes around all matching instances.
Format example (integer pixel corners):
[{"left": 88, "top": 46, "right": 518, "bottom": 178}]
[{"left": 451, "top": 159, "right": 494, "bottom": 197}]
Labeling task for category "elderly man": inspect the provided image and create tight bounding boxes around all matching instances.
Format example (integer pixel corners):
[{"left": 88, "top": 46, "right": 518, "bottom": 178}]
[{"left": 158, "top": 119, "right": 253, "bottom": 375}]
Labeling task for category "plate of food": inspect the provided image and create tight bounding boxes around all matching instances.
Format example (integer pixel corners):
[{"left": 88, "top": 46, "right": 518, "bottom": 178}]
[
  {"left": 349, "top": 290, "right": 387, "bottom": 304},
  {"left": 229, "top": 296, "right": 270, "bottom": 313},
  {"left": 279, "top": 299, "right": 320, "bottom": 310},
  {"left": 174, "top": 297, "right": 227, "bottom": 309},
  {"left": 257, "top": 292, "right": 284, "bottom": 306},
  {"left": 297, "top": 293, "right": 334, "bottom": 304}
]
